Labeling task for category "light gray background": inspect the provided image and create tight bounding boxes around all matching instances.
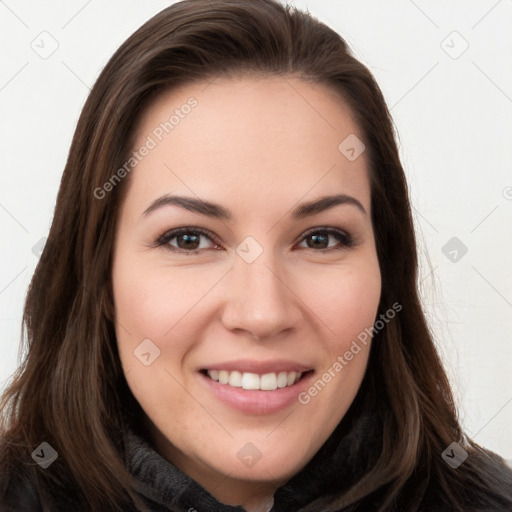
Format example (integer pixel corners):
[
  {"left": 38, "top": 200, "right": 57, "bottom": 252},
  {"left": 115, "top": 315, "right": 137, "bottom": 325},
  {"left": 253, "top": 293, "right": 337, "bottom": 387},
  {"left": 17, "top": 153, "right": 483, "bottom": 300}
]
[{"left": 1, "top": 1, "right": 511, "bottom": 460}]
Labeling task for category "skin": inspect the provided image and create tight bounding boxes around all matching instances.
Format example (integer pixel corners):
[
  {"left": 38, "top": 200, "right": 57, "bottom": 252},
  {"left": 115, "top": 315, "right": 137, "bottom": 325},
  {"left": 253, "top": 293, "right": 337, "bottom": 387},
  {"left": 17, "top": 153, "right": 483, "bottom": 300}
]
[{"left": 112, "top": 75, "right": 381, "bottom": 511}]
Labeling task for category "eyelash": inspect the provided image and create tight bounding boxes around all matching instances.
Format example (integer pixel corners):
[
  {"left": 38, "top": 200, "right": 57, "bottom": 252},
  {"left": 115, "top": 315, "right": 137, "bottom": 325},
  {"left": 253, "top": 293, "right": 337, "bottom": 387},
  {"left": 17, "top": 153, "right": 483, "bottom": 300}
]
[{"left": 155, "top": 226, "right": 355, "bottom": 255}]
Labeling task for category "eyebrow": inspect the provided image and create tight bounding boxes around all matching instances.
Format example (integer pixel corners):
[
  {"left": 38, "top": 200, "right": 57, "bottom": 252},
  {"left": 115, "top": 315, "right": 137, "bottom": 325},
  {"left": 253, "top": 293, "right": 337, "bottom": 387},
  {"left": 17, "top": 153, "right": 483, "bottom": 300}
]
[{"left": 142, "top": 193, "right": 367, "bottom": 220}]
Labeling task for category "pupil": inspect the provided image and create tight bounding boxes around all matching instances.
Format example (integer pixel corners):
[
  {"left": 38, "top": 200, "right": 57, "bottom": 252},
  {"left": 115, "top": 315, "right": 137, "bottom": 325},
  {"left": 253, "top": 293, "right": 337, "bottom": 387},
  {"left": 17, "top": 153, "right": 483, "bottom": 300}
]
[
  {"left": 309, "top": 233, "right": 328, "bottom": 249},
  {"left": 178, "top": 234, "right": 199, "bottom": 250}
]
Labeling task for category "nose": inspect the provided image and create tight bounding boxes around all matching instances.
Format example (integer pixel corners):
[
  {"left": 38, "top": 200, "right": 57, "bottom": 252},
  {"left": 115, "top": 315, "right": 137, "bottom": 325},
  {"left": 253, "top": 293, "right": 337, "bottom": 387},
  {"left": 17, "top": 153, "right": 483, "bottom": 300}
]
[{"left": 220, "top": 251, "right": 302, "bottom": 340}]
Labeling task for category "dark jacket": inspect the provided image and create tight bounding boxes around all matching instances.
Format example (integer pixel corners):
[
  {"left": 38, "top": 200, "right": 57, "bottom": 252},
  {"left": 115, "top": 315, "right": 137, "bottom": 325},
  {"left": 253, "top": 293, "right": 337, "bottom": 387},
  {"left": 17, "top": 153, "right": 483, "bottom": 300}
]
[{"left": 2, "top": 407, "right": 512, "bottom": 512}]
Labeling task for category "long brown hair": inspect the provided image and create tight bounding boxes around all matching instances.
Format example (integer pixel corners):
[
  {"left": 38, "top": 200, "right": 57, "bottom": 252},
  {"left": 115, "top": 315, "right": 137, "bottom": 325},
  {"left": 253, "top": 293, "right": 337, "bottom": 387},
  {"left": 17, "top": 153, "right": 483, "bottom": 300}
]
[{"left": 1, "top": 1, "right": 510, "bottom": 511}]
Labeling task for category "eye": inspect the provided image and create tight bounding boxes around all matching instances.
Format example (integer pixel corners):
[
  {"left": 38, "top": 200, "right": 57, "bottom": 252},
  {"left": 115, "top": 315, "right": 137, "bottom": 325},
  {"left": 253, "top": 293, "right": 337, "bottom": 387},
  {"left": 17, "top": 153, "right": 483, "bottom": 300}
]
[
  {"left": 156, "top": 227, "right": 220, "bottom": 254},
  {"left": 156, "top": 226, "right": 354, "bottom": 255},
  {"left": 297, "top": 228, "right": 354, "bottom": 251}
]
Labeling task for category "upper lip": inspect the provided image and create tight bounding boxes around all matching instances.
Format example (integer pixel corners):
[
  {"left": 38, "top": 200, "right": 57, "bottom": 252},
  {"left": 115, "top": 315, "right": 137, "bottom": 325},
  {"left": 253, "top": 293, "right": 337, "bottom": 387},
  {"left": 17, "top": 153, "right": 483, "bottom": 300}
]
[{"left": 201, "top": 359, "right": 313, "bottom": 374}]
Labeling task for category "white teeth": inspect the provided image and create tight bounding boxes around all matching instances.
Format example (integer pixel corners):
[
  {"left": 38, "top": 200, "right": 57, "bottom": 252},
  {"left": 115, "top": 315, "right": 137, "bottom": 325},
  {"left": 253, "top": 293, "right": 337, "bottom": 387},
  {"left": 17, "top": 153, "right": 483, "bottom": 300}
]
[
  {"left": 277, "top": 371, "right": 288, "bottom": 388},
  {"left": 206, "top": 369, "right": 303, "bottom": 390},
  {"left": 242, "top": 372, "right": 260, "bottom": 390},
  {"left": 228, "top": 371, "right": 242, "bottom": 387},
  {"left": 260, "top": 373, "right": 277, "bottom": 390}
]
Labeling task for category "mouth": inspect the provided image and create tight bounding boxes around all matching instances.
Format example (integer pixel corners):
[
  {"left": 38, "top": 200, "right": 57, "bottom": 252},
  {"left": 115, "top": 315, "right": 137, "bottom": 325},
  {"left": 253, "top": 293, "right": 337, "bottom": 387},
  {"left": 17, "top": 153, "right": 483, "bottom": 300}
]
[
  {"left": 198, "top": 361, "right": 315, "bottom": 415},
  {"left": 200, "top": 369, "right": 312, "bottom": 391}
]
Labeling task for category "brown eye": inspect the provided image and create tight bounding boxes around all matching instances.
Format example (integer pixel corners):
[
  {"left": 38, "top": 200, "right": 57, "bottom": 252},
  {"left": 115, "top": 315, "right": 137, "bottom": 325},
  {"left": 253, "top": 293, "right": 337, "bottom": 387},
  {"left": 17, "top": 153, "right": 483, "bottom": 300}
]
[
  {"left": 299, "top": 229, "right": 353, "bottom": 250},
  {"left": 157, "top": 228, "right": 219, "bottom": 253},
  {"left": 175, "top": 233, "right": 201, "bottom": 250}
]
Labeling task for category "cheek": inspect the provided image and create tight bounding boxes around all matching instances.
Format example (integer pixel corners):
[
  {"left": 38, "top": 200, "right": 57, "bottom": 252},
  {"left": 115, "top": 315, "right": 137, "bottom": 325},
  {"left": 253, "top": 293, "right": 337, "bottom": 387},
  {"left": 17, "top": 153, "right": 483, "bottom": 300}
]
[
  {"left": 293, "top": 259, "right": 380, "bottom": 417},
  {"left": 302, "top": 258, "right": 381, "bottom": 343},
  {"left": 112, "top": 255, "right": 219, "bottom": 358},
  {"left": 111, "top": 259, "right": 202, "bottom": 430}
]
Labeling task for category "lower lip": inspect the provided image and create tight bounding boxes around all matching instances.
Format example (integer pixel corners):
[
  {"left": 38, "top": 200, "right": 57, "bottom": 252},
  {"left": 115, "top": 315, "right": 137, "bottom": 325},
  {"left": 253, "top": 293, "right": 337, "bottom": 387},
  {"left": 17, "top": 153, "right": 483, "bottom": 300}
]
[{"left": 198, "top": 371, "right": 314, "bottom": 415}]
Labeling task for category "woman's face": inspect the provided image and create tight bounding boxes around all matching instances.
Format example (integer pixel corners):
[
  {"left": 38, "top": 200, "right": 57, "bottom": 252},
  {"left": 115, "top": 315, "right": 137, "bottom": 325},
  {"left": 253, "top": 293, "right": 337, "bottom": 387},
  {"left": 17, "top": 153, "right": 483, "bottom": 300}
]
[{"left": 112, "top": 75, "right": 381, "bottom": 504}]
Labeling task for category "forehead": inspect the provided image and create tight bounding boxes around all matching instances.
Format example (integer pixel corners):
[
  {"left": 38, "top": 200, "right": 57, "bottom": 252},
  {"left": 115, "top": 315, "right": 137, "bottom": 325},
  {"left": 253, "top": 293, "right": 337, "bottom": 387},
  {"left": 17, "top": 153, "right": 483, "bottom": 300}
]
[{"left": 125, "top": 75, "right": 370, "bottom": 218}]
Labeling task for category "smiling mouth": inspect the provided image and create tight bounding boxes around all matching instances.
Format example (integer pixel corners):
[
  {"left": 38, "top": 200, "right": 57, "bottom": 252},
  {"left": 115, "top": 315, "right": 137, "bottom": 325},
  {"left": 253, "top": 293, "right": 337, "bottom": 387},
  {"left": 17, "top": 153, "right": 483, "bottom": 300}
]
[{"left": 200, "top": 369, "right": 313, "bottom": 391}]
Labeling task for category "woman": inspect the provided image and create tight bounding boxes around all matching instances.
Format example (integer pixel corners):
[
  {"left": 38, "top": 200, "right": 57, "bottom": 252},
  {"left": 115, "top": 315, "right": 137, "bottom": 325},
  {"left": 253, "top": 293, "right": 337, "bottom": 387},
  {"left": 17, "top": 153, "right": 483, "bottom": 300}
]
[{"left": 1, "top": 1, "right": 511, "bottom": 511}]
